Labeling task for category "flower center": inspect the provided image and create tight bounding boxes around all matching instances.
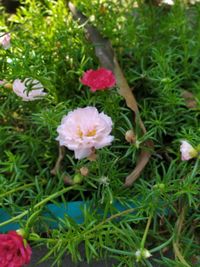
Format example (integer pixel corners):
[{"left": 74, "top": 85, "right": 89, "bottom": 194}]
[
  {"left": 77, "top": 127, "right": 96, "bottom": 138},
  {"left": 77, "top": 127, "right": 83, "bottom": 138},
  {"left": 86, "top": 129, "right": 96, "bottom": 137}
]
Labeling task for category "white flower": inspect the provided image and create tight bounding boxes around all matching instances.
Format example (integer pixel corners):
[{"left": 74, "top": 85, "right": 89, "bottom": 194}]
[
  {"left": 135, "top": 249, "right": 152, "bottom": 262},
  {"left": 99, "top": 176, "right": 110, "bottom": 186},
  {"left": 143, "top": 249, "right": 152, "bottom": 258},
  {"left": 189, "top": 0, "right": 200, "bottom": 5},
  {"left": 0, "top": 33, "right": 11, "bottom": 50},
  {"left": 161, "top": 0, "right": 174, "bottom": 5},
  {"left": 13, "top": 78, "right": 47, "bottom": 101},
  {"left": 56, "top": 107, "right": 114, "bottom": 160},
  {"left": 180, "top": 140, "right": 197, "bottom": 161},
  {"left": 135, "top": 250, "right": 142, "bottom": 258}
]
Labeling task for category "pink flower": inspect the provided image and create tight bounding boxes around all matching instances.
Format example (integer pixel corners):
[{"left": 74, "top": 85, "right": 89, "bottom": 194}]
[
  {"left": 13, "top": 78, "right": 47, "bottom": 101},
  {"left": 0, "top": 33, "right": 11, "bottom": 50},
  {"left": 180, "top": 140, "right": 197, "bottom": 161},
  {"left": 56, "top": 107, "right": 114, "bottom": 159},
  {"left": 0, "top": 231, "right": 32, "bottom": 267},
  {"left": 80, "top": 68, "right": 116, "bottom": 92}
]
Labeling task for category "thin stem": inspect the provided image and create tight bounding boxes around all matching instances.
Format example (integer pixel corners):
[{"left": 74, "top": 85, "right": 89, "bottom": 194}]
[
  {"left": 0, "top": 185, "right": 79, "bottom": 228},
  {"left": 0, "top": 181, "right": 46, "bottom": 199},
  {"left": 140, "top": 214, "right": 152, "bottom": 250},
  {"left": 173, "top": 242, "right": 190, "bottom": 267},
  {"left": 171, "top": 157, "right": 199, "bottom": 267},
  {"left": 190, "top": 158, "right": 199, "bottom": 180}
]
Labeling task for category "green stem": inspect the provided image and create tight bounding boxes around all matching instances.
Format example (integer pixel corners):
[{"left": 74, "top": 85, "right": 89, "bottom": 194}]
[
  {"left": 0, "top": 185, "right": 78, "bottom": 228},
  {"left": 190, "top": 158, "right": 199, "bottom": 180},
  {"left": 0, "top": 182, "right": 45, "bottom": 199},
  {"left": 140, "top": 214, "right": 152, "bottom": 250}
]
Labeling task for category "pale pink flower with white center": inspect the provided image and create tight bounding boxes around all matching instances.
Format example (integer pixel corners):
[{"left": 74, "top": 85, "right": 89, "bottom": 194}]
[
  {"left": 0, "top": 33, "right": 11, "bottom": 50},
  {"left": 56, "top": 107, "right": 114, "bottom": 159},
  {"left": 180, "top": 140, "right": 197, "bottom": 161},
  {"left": 13, "top": 78, "right": 47, "bottom": 101}
]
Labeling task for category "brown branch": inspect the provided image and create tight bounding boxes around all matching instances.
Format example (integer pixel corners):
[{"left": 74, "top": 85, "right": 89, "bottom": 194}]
[
  {"left": 68, "top": 2, "right": 153, "bottom": 186},
  {"left": 51, "top": 145, "right": 74, "bottom": 185},
  {"left": 51, "top": 145, "right": 66, "bottom": 175}
]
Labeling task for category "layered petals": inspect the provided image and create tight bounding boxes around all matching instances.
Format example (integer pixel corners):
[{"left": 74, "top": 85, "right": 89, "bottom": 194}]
[
  {"left": 81, "top": 68, "right": 116, "bottom": 92},
  {"left": 0, "top": 231, "right": 32, "bottom": 267},
  {"left": 56, "top": 107, "right": 114, "bottom": 159}
]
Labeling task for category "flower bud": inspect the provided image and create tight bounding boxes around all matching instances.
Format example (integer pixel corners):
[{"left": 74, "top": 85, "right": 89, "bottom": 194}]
[
  {"left": 143, "top": 249, "right": 152, "bottom": 259},
  {"left": 4, "top": 82, "right": 13, "bottom": 89},
  {"left": 154, "top": 183, "right": 165, "bottom": 190},
  {"left": 63, "top": 175, "right": 73, "bottom": 185},
  {"left": 125, "top": 129, "right": 136, "bottom": 144},
  {"left": 180, "top": 140, "right": 198, "bottom": 161},
  {"left": 16, "top": 229, "right": 26, "bottom": 238},
  {"left": 87, "top": 151, "right": 97, "bottom": 161},
  {"left": 135, "top": 248, "right": 152, "bottom": 262},
  {"left": 80, "top": 166, "right": 89, "bottom": 176},
  {"left": 73, "top": 173, "right": 83, "bottom": 184},
  {"left": 0, "top": 80, "right": 12, "bottom": 89}
]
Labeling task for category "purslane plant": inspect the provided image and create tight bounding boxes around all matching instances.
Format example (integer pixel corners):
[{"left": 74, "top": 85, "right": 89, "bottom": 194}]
[{"left": 0, "top": 0, "right": 200, "bottom": 266}]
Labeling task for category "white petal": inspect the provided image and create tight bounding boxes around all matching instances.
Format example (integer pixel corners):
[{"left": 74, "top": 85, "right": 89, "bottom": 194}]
[
  {"left": 74, "top": 148, "right": 92, "bottom": 159},
  {"left": 180, "top": 140, "right": 194, "bottom": 161}
]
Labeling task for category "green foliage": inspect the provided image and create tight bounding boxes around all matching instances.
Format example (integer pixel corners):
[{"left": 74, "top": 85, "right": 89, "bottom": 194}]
[{"left": 0, "top": 0, "right": 199, "bottom": 266}]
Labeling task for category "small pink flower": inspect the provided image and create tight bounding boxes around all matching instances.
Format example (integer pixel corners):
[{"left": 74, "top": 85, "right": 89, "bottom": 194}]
[
  {"left": 180, "top": 140, "right": 197, "bottom": 161},
  {"left": 0, "top": 33, "right": 11, "bottom": 50},
  {"left": 13, "top": 78, "right": 47, "bottom": 101},
  {"left": 56, "top": 107, "right": 114, "bottom": 159},
  {"left": 80, "top": 68, "right": 116, "bottom": 92}
]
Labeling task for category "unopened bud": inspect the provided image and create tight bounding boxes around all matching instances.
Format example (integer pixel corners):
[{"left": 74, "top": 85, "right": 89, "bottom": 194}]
[
  {"left": 154, "top": 183, "right": 165, "bottom": 190},
  {"left": 143, "top": 249, "right": 152, "bottom": 259},
  {"left": 80, "top": 167, "right": 89, "bottom": 176},
  {"left": 4, "top": 82, "right": 12, "bottom": 89},
  {"left": 63, "top": 175, "right": 73, "bottom": 185},
  {"left": 73, "top": 173, "right": 83, "bottom": 184},
  {"left": 135, "top": 248, "right": 152, "bottom": 262},
  {"left": 16, "top": 229, "right": 25, "bottom": 238},
  {"left": 125, "top": 129, "right": 136, "bottom": 144},
  {"left": 87, "top": 149, "right": 97, "bottom": 161},
  {"left": 0, "top": 80, "right": 12, "bottom": 89}
]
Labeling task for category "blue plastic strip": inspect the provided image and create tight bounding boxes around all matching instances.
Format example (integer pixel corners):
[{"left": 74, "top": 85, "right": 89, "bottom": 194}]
[{"left": 0, "top": 201, "right": 136, "bottom": 232}]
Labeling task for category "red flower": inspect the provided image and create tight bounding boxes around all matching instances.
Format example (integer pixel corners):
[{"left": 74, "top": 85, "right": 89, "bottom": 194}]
[
  {"left": 0, "top": 231, "right": 32, "bottom": 267},
  {"left": 81, "top": 68, "right": 116, "bottom": 92}
]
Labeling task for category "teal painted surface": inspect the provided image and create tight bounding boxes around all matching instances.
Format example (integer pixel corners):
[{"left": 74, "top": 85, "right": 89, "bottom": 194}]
[{"left": 0, "top": 201, "right": 136, "bottom": 232}]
